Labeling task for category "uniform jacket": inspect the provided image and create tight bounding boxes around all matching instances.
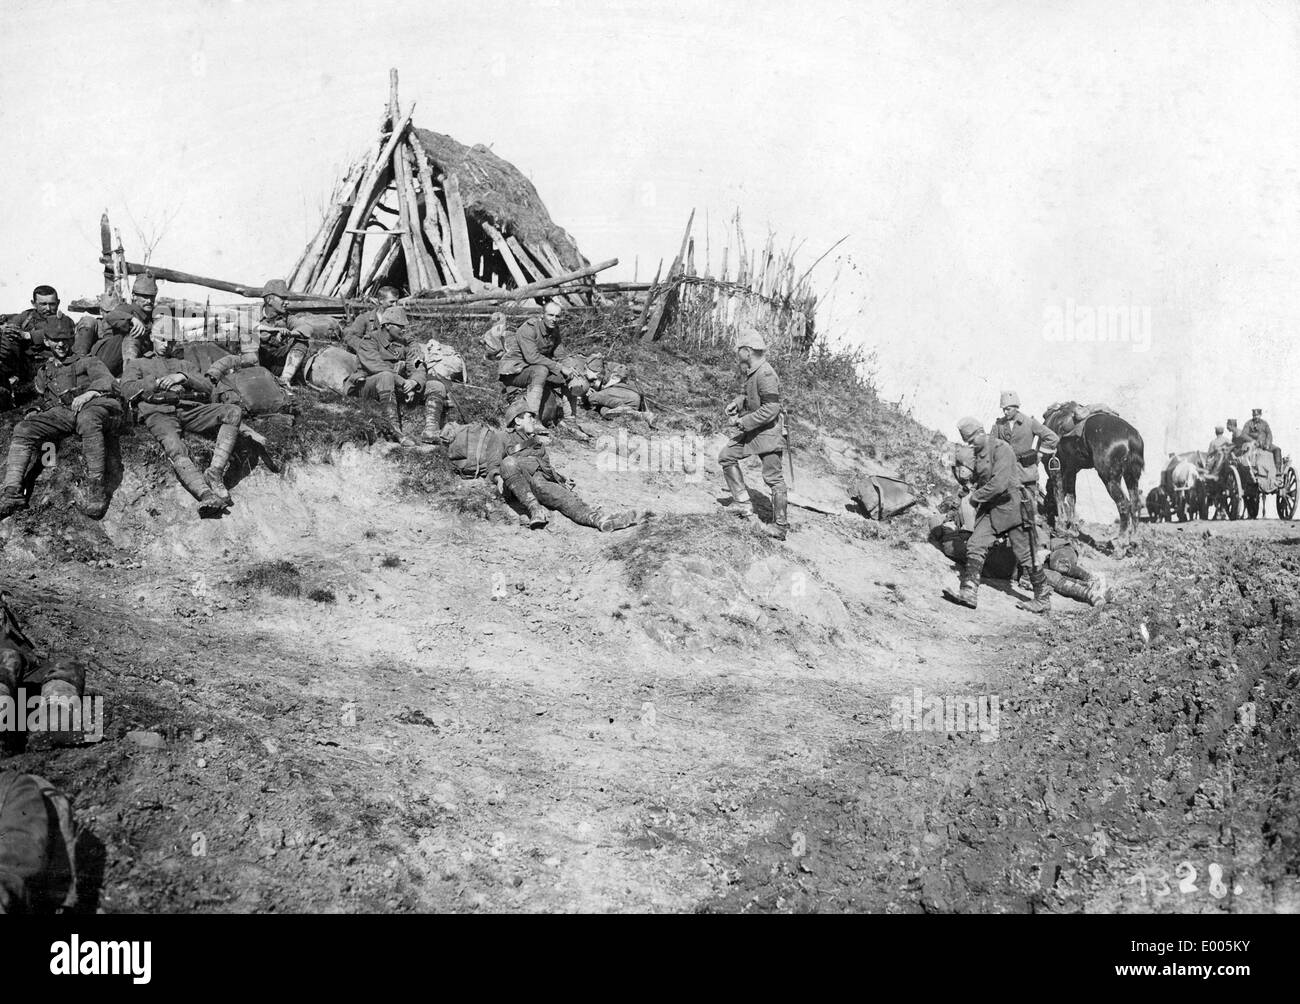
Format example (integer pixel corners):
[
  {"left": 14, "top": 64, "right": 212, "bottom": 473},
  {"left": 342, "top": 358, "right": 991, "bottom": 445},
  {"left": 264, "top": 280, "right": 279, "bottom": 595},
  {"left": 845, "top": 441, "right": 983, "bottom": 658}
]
[
  {"left": 1207, "top": 433, "right": 1231, "bottom": 453},
  {"left": 120, "top": 352, "right": 241, "bottom": 408},
  {"left": 344, "top": 327, "right": 427, "bottom": 391},
  {"left": 33, "top": 354, "right": 114, "bottom": 409},
  {"left": 968, "top": 436, "right": 1025, "bottom": 533},
  {"left": 258, "top": 305, "right": 314, "bottom": 346},
  {"left": 344, "top": 308, "right": 383, "bottom": 341},
  {"left": 441, "top": 424, "right": 558, "bottom": 482},
  {"left": 0, "top": 308, "right": 74, "bottom": 353},
  {"left": 992, "top": 411, "right": 1059, "bottom": 478},
  {"left": 728, "top": 357, "right": 784, "bottom": 456},
  {"left": 498, "top": 317, "right": 564, "bottom": 378},
  {"left": 1243, "top": 418, "right": 1273, "bottom": 450}
]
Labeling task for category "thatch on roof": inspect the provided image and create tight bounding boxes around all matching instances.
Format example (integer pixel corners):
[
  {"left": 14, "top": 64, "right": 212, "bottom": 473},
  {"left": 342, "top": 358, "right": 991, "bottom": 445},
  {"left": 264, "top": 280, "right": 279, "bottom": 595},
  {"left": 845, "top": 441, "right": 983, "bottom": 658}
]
[{"left": 287, "top": 69, "right": 595, "bottom": 306}]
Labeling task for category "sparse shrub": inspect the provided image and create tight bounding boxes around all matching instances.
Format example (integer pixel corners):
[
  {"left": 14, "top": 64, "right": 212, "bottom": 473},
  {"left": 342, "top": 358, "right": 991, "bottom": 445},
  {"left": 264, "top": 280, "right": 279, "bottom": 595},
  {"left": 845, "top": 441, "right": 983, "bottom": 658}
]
[
  {"left": 237, "top": 560, "right": 302, "bottom": 597},
  {"left": 307, "top": 587, "right": 336, "bottom": 604}
]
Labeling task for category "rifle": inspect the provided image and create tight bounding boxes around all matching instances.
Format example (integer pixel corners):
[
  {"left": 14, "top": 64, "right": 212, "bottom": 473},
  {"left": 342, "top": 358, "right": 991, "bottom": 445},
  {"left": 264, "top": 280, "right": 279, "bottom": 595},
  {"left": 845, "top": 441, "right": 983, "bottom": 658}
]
[{"left": 784, "top": 410, "right": 795, "bottom": 489}]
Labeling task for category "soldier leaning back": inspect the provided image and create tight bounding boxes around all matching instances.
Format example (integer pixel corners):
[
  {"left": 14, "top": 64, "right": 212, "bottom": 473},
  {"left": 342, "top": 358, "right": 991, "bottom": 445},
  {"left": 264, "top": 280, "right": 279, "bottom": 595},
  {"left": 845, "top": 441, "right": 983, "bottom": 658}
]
[{"left": 0, "top": 324, "right": 121, "bottom": 520}]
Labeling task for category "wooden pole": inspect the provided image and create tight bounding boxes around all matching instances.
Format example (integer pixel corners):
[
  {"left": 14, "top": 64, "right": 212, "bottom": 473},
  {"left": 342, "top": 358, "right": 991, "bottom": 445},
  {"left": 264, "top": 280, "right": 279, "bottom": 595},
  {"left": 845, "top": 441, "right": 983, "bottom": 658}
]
[
  {"left": 441, "top": 171, "right": 474, "bottom": 281},
  {"left": 641, "top": 208, "right": 694, "bottom": 342}
]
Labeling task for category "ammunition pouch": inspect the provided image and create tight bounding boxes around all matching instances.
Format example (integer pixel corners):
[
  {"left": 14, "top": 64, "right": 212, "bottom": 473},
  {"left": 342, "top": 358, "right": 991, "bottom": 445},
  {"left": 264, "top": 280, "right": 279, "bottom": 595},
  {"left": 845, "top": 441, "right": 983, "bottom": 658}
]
[{"left": 1016, "top": 450, "right": 1039, "bottom": 467}]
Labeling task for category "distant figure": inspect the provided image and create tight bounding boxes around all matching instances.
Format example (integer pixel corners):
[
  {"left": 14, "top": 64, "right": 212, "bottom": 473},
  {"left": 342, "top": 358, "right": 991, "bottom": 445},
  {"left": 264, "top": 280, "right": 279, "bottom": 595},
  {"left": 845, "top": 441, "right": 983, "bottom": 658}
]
[
  {"left": 1207, "top": 424, "right": 1229, "bottom": 454},
  {"left": 718, "top": 327, "right": 788, "bottom": 540},
  {"left": 1243, "top": 408, "right": 1282, "bottom": 469}
]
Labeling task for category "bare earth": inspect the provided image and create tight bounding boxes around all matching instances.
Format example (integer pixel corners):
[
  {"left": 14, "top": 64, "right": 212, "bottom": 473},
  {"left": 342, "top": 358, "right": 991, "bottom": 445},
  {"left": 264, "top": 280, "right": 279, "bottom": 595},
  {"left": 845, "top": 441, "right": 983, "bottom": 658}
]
[{"left": 2, "top": 428, "right": 1298, "bottom": 914}]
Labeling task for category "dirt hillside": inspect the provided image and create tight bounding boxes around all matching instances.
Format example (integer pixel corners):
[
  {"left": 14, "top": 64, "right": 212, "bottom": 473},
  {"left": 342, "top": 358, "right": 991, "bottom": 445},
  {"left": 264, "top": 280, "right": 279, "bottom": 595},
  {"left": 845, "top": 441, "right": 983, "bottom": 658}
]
[{"left": 1, "top": 316, "right": 1297, "bottom": 913}]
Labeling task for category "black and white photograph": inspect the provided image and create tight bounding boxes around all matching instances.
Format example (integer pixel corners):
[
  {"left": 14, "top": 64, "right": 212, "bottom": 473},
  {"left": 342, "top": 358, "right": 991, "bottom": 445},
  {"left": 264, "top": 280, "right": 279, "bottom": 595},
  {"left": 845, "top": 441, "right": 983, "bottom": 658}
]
[{"left": 0, "top": 0, "right": 1294, "bottom": 956}]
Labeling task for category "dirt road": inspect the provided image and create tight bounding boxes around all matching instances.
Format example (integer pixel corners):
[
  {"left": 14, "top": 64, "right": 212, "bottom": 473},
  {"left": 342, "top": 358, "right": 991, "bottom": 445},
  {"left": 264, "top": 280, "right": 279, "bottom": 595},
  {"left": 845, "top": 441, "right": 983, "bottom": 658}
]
[{"left": 2, "top": 434, "right": 1297, "bottom": 913}]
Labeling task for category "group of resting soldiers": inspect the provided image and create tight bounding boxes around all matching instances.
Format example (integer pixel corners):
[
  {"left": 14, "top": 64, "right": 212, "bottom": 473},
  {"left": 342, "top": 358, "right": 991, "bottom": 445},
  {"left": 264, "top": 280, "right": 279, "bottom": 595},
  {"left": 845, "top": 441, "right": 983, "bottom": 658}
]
[
  {"left": 0, "top": 275, "right": 691, "bottom": 534},
  {"left": 932, "top": 391, "right": 1107, "bottom": 614}
]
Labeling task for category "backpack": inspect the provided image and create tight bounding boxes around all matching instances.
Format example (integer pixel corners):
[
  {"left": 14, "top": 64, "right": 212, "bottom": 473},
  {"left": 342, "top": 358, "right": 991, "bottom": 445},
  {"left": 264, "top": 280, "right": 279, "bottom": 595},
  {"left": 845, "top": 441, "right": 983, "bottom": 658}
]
[
  {"left": 304, "top": 346, "right": 360, "bottom": 396},
  {"left": 217, "top": 366, "right": 291, "bottom": 416},
  {"left": 851, "top": 474, "right": 918, "bottom": 520},
  {"left": 423, "top": 337, "right": 466, "bottom": 382}
]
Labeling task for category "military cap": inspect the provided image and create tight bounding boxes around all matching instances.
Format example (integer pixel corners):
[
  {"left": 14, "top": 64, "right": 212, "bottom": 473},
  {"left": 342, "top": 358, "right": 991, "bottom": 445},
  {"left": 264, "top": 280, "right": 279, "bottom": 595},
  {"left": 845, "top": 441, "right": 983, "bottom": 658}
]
[
  {"left": 735, "top": 326, "right": 767, "bottom": 352},
  {"left": 132, "top": 274, "right": 158, "bottom": 296},
  {"left": 504, "top": 397, "right": 533, "bottom": 428},
  {"left": 956, "top": 416, "right": 983, "bottom": 442},
  {"left": 999, "top": 390, "right": 1020, "bottom": 408},
  {"left": 262, "top": 279, "right": 291, "bottom": 298},
  {"left": 379, "top": 305, "right": 409, "bottom": 327}
]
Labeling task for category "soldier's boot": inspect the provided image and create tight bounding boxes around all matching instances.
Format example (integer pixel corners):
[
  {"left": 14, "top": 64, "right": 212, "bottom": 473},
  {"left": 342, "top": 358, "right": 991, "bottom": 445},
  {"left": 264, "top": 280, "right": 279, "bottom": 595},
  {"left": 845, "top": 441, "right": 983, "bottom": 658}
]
[
  {"left": 79, "top": 479, "right": 109, "bottom": 520},
  {"left": 763, "top": 487, "right": 789, "bottom": 540},
  {"left": 1085, "top": 570, "right": 1107, "bottom": 606},
  {"left": 204, "top": 425, "right": 239, "bottom": 501},
  {"left": 278, "top": 347, "right": 306, "bottom": 389},
  {"left": 0, "top": 441, "right": 34, "bottom": 520},
  {"left": 942, "top": 560, "right": 982, "bottom": 608},
  {"left": 518, "top": 488, "right": 550, "bottom": 529},
  {"left": 39, "top": 670, "right": 85, "bottom": 747},
  {"left": 721, "top": 464, "right": 753, "bottom": 518},
  {"left": 1016, "top": 568, "right": 1054, "bottom": 615},
  {"left": 421, "top": 396, "right": 447, "bottom": 445},
  {"left": 591, "top": 507, "right": 640, "bottom": 533},
  {"left": 381, "top": 394, "right": 416, "bottom": 447},
  {"left": 174, "top": 456, "right": 230, "bottom": 517}
]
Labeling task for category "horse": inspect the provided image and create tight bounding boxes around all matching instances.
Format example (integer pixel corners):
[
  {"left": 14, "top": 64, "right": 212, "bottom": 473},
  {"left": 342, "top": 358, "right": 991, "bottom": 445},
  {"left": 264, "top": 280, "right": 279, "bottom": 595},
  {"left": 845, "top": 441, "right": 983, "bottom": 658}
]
[
  {"left": 1043, "top": 402, "right": 1146, "bottom": 537},
  {"left": 1160, "top": 450, "right": 1207, "bottom": 522}
]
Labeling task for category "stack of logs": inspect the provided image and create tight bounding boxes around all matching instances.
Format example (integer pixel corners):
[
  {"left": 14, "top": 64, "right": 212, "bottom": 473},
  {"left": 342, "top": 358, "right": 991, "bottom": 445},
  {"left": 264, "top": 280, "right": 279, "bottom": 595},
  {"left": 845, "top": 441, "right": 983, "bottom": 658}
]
[{"left": 285, "top": 70, "right": 609, "bottom": 307}]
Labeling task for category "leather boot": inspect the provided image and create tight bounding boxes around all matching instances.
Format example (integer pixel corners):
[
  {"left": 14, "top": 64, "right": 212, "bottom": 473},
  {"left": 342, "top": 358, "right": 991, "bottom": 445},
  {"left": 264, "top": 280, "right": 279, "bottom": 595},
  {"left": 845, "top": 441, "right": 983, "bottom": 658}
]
[
  {"left": 721, "top": 464, "right": 752, "bottom": 517},
  {"left": 421, "top": 396, "right": 446, "bottom": 444},
  {"left": 79, "top": 478, "right": 109, "bottom": 519},
  {"left": 204, "top": 424, "right": 239, "bottom": 500},
  {"left": 175, "top": 457, "right": 230, "bottom": 517},
  {"left": 521, "top": 490, "right": 550, "bottom": 529},
  {"left": 382, "top": 393, "right": 415, "bottom": 447},
  {"left": 1086, "top": 570, "right": 1107, "bottom": 606},
  {"left": 279, "top": 346, "right": 306, "bottom": 387},
  {"left": 764, "top": 487, "right": 789, "bottom": 540},
  {"left": 943, "top": 560, "right": 982, "bottom": 608},
  {"left": 1017, "top": 568, "right": 1054, "bottom": 615},
  {"left": 1050, "top": 575, "right": 1093, "bottom": 605},
  {"left": 0, "top": 484, "right": 27, "bottom": 520},
  {"left": 594, "top": 507, "right": 640, "bottom": 533}
]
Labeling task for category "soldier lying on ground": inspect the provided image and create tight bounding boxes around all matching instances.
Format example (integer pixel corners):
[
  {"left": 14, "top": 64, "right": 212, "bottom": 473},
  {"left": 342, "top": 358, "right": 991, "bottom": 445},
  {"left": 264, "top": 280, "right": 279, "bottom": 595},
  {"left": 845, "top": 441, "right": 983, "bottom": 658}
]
[
  {"left": 0, "top": 285, "right": 75, "bottom": 407},
  {"left": 0, "top": 323, "right": 122, "bottom": 520},
  {"left": 342, "top": 305, "right": 447, "bottom": 446},
  {"left": 930, "top": 446, "right": 1107, "bottom": 606},
  {"left": 579, "top": 355, "right": 655, "bottom": 425},
  {"left": 1, "top": 592, "right": 85, "bottom": 756},
  {"left": 72, "top": 274, "right": 158, "bottom": 377},
  {"left": 120, "top": 328, "right": 247, "bottom": 517},
  {"left": 439, "top": 398, "right": 641, "bottom": 532}
]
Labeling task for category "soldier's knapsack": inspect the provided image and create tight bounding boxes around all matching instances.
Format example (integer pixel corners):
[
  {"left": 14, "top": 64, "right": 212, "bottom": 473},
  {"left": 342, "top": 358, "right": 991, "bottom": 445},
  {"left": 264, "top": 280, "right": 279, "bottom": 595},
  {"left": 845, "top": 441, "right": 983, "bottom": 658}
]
[
  {"left": 482, "top": 317, "right": 508, "bottom": 361},
  {"left": 217, "top": 366, "right": 291, "bottom": 416}
]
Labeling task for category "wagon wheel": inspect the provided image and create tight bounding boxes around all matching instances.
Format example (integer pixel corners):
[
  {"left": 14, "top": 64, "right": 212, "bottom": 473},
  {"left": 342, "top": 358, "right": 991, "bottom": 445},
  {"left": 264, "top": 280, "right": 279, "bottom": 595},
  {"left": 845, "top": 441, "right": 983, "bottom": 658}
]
[
  {"left": 1226, "top": 466, "right": 1243, "bottom": 520},
  {"left": 1279, "top": 464, "right": 1298, "bottom": 520},
  {"left": 1245, "top": 487, "right": 1260, "bottom": 520}
]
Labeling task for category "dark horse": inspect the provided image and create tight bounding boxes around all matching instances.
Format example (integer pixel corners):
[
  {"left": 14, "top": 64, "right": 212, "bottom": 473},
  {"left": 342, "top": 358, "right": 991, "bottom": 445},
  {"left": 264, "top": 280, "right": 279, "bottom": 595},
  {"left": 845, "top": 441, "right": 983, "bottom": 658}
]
[{"left": 1042, "top": 402, "right": 1145, "bottom": 537}]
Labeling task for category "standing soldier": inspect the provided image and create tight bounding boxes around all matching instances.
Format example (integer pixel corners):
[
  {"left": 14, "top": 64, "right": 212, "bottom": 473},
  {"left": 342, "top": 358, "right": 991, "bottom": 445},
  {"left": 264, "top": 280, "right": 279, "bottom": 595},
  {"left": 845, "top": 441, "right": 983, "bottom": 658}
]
[
  {"left": 121, "top": 328, "right": 245, "bottom": 517},
  {"left": 943, "top": 417, "right": 1054, "bottom": 613},
  {"left": 0, "top": 285, "right": 75, "bottom": 405},
  {"left": 497, "top": 300, "right": 567, "bottom": 421},
  {"left": 991, "top": 391, "right": 1059, "bottom": 487},
  {"left": 73, "top": 275, "right": 158, "bottom": 376},
  {"left": 0, "top": 325, "right": 122, "bottom": 520},
  {"left": 249, "top": 280, "right": 312, "bottom": 389},
  {"left": 718, "top": 327, "right": 787, "bottom": 539}
]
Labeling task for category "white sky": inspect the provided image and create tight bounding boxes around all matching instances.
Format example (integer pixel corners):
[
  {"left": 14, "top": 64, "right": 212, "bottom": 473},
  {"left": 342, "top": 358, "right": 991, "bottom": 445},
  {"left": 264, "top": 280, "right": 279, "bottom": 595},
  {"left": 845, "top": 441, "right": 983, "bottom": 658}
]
[{"left": 2, "top": 0, "right": 1297, "bottom": 517}]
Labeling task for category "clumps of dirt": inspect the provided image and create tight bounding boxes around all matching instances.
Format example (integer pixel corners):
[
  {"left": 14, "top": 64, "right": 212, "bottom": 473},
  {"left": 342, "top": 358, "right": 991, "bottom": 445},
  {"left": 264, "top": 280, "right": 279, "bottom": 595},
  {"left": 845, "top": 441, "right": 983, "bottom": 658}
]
[
  {"left": 392, "top": 450, "right": 511, "bottom": 523},
  {"left": 702, "top": 533, "right": 1300, "bottom": 913},
  {"left": 307, "top": 587, "right": 336, "bottom": 604}
]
